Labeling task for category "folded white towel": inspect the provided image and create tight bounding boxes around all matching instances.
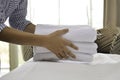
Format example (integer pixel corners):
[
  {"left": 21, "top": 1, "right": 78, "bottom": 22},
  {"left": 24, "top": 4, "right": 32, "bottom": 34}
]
[
  {"left": 33, "top": 52, "right": 93, "bottom": 62},
  {"left": 35, "top": 24, "right": 97, "bottom": 42},
  {"left": 33, "top": 24, "right": 97, "bottom": 62},
  {"left": 36, "top": 24, "right": 92, "bottom": 29},
  {"left": 33, "top": 42, "right": 98, "bottom": 55}
]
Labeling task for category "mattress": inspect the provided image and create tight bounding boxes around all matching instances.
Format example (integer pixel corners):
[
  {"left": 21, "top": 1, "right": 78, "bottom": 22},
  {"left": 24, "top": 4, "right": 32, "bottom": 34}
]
[{"left": 1, "top": 53, "right": 120, "bottom": 80}]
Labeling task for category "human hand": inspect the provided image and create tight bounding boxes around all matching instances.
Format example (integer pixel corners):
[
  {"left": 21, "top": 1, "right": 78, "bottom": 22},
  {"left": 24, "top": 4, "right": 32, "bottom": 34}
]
[{"left": 42, "top": 29, "right": 79, "bottom": 59}]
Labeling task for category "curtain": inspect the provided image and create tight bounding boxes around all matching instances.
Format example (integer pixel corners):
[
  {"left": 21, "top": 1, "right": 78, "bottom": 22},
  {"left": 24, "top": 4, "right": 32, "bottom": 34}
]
[
  {"left": 9, "top": 44, "right": 18, "bottom": 71},
  {"left": 116, "top": 0, "right": 120, "bottom": 27},
  {"left": 104, "top": 0, "right": 117, "bottom": 27},
  {"left": 9, "top": 44, "right": 24, "bottom": 71}
]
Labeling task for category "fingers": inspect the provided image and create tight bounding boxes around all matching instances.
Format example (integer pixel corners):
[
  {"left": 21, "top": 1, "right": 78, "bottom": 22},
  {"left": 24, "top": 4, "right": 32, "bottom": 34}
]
[
  {"left": 58, "top": 46, "right": 75, "bottom": 59},
  {"left": 48, "top": 47, "right": 66, "bottom": 59},
  {"left": 49, "top": 46, "right": 75, "bottom": 59},
  {"left": 60, "top": 51, "right": 69, "bottom": 58},
  {"left": 52, "top": 48, "right": 69, "bottom": 59},
  {"left": 49, "top": 48, "right": 63, "bottom": 59},
  {"left": 50, "top": 29, "right": 69, "bottom": 36},
  {"left": 63, "top": 39, "right": 79, "bottom": 50},
  {"left": 63, "top": 47, "right": 76, "bottom": 58},
  {"left": 56, "top": 53, "right": 63, "bottom": 59},
  {"left": 68, "top": 43, "right": 79, "bottom": 50}
]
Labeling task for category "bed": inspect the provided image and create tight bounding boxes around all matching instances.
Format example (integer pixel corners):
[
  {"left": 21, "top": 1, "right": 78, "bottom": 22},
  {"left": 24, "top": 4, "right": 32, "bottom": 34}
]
[
  {"left": 1, "top": 53, "right": 120, "bottom": 80},
  {"left": 1, "top": 25, "right": 120, "bottom": 80}
]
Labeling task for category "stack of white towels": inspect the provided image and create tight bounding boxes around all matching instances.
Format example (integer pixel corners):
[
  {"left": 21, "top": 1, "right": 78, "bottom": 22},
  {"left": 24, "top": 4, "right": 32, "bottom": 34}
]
[{"left": 33, "top": 24, "right": 98, "bottom": 62}]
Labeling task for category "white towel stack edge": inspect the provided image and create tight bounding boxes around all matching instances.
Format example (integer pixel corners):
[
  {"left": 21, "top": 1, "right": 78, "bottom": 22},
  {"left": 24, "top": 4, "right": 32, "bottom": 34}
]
[
  {"left": 34, "top": 43, "right": 98, "bottom": 55},
  {"left": 35, "top": 24, "right": 97, "bottom": 42},
  {"left": 33, "top": 24, "right": 98, "bottom": 62}
]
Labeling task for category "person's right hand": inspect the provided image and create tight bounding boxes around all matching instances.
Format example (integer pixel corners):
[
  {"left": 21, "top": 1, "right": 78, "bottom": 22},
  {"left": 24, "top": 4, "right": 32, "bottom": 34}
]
[
  {"left": 0, "top": 26, "right": 78, "bottom": 58},
  {"left": 41, "top": 29, "right": 79, "bottom": 59}
]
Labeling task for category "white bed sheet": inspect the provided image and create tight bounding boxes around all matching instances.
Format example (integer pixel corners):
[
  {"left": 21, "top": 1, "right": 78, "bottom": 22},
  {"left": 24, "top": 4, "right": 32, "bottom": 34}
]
[{"left": 1, "top": 53, "right": 120, "bottom": 80}]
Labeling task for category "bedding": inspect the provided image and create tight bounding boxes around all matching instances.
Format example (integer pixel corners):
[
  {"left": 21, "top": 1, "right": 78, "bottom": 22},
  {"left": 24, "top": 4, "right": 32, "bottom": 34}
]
[{"left": 1, "top": 53, "right": 120, "bottom": 80}]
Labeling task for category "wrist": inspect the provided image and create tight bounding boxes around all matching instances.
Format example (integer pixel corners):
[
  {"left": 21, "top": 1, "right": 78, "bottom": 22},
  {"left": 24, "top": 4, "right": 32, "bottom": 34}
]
[{"left": 33, "top": 35, "right": 48, "bottom": 46}]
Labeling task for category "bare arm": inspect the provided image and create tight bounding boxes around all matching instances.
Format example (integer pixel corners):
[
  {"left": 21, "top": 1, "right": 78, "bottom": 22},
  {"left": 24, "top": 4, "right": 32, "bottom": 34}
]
[
  {"left": 0, "top": 24, "right": 78, "bottom": 59},
  {"left": 0, "top": 25, "right": 46, "bottom": 46}
]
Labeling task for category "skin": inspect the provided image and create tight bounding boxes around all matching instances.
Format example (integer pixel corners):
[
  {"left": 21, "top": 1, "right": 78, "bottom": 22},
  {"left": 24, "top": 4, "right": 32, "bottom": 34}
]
[{"left": 0, "top": 23, "right": 78, "bottom": 59}]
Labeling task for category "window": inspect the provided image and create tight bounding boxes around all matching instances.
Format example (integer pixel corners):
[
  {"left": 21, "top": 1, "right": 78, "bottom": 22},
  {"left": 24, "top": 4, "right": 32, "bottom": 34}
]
[
  {"left": 28, "top": 0, "right": 104, "bottom": 29},
  {"left": 92, "top": 0, "right": 104, "bottom": 29},
  {"left": 0, "top": 42, "right": 9, "bottom": 77},
  {"left": 0, "top": 19, "right": 10, "bottom": 77}
]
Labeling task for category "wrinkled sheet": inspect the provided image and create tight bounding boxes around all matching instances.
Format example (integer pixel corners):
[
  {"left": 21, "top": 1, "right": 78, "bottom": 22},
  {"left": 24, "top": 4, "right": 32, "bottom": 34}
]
[{"left": 1, "top": 53, "right": 120, "bottom": 80}]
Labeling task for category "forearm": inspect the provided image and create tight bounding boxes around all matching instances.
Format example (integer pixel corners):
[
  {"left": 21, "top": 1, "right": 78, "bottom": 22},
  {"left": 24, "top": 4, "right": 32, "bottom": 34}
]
[
  {"left": 0, "top": 26, "right": 78, "bottom": 59},
  {"left": 0, "top": 27, "right": 46, "bottom": 46}
]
